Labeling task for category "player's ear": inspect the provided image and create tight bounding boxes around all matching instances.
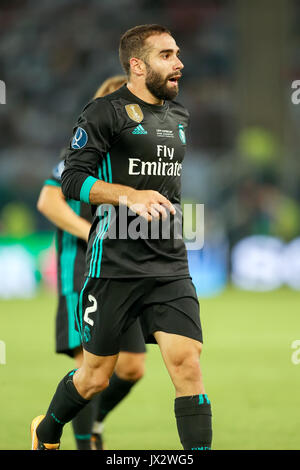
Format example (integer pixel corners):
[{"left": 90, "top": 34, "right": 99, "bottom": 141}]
[{"left": 129, "top": 57, "right": 145, "bottom": 77}]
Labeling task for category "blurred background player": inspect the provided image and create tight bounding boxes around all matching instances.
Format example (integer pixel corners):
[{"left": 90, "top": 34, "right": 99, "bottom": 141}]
[{"left": 36, "top": 75, "right": 146, "bottom": 450}]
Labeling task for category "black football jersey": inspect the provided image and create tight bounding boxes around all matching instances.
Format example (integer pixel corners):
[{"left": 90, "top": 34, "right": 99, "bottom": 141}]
[{"left": 61, "top": 85, "right": 191, "bottom": 279}]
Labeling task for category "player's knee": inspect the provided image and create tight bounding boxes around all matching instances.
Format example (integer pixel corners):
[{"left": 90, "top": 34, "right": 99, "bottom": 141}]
[
  {"left": 172, "top": 348, "right": 202, "bottom": 382},
  {"left": 194, "top": 341, "right": 203, "bottom": 357},
  {"left": 122, "top": 364, "right": 145, "bottom": 382},
  {"left": 172, "top": 341, "right": 202, "bottom": 367},
  {"left": 177, "top": 356, "right": 201, "bottom": 378},
  {"left": 116, "top": 359, "right": 145, "bottom": 382},
  {"left": 88, "top": 372, "right": 110, "bottom": 395}
]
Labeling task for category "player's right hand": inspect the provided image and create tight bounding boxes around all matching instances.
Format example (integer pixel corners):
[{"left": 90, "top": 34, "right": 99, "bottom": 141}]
[{"left": 126, "top": 189, "right": 176, "bottom": 222}]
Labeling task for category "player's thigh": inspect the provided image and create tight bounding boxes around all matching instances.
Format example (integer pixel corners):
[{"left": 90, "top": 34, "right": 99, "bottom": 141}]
[
  {"left": 74, "top": 346, "right": 83, "bottom": 368},
  {"left": 155, "top": 331, "right": 202, "bottom": 364},
  {"left": 81, "top": 348, "right": 118, "bottom": 376}
]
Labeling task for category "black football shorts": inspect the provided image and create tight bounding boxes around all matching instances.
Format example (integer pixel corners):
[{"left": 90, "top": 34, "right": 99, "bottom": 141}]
[
  {"left": 56, "top": 292, "right": 145, "bottom": 358},
  {"left": 76, "top": 276, "right": 202, "bottom": 356}
]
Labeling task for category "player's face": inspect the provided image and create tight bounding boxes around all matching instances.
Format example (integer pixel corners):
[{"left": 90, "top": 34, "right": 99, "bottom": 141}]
[{"left": 143, "top": 33, "right": 183, "bottom": 101}]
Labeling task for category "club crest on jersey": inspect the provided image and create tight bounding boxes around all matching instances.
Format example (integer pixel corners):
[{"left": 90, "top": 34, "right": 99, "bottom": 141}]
[
  {"left": 83, "top": 325, "right": 91, "bottom": 343},
  {"left": 125, "top": 104, "right": 144, "bottom": 123},
  {"left": 71, "top": 127, "right": 88, "bottom": 149},
  {"left": 178, "top": 124, "right": 186, "bottom": 145}
]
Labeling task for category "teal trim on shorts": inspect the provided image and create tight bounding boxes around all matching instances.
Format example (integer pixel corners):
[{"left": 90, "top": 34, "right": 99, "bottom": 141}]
[
  {"left": 78, "top": 278, "right": 89, "bottom": 334},
  {"left": 66, "top": 292, "right": 81, "bottom": 350},
  {"left": 59, "top": 200, "right": 82, "bottom": 350},
  {"left": 80, "top": 176, "right": 98, "bottom": 203},
  {"left": 44, "top": 178, "right": 61, "bottom": 187}
]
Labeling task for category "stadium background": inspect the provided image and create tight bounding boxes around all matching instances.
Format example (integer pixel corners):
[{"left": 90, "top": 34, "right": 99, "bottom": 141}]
[{"left": 0, "top": 0, "right": 300, "bottom": 450}]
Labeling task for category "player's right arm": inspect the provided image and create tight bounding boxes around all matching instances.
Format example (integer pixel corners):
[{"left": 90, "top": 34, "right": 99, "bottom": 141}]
[
  {"left": 61, "top": 98, "right": 175, "bottom": 221},
  {"left": 89, "top": 182, "right": 175, "bottom": 222}
]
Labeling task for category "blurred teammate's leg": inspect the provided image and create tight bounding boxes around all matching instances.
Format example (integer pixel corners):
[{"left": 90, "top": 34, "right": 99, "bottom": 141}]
[{"left": 115, "top": 351, "right": 145, "bottom": 381}]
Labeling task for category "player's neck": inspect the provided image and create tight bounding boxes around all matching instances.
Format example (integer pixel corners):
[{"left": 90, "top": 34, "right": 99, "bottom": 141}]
[{"left": 126, "top": 82, "right": 164, "bottom": 106}]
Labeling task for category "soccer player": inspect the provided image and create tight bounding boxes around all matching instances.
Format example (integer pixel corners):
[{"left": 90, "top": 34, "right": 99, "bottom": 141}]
[
  {"left": 35, "top": 76, "right": 146, "bottom": 450},
  {"left": 31, "top": 24, "right": 212, "bottom": 451}
]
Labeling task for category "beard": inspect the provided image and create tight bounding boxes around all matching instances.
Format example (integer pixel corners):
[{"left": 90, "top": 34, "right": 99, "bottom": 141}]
[{"left": 145, "top": 64, "right": 179, "bottom": 101}]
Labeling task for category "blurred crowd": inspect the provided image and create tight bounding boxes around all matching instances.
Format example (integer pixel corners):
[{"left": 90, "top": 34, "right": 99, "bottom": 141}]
[{"left": 0, "top": 0, "right": 299, "bottom": 248}]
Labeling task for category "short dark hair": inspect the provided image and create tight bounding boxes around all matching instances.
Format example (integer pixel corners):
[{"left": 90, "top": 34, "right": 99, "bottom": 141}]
[{"left": 119, "top": 24, "right": 172, "bottom": 76}]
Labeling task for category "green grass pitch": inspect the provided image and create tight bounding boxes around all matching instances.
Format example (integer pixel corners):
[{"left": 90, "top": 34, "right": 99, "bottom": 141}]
[{"left": 0, "top": 286, "right": 299, "bottom": 450}]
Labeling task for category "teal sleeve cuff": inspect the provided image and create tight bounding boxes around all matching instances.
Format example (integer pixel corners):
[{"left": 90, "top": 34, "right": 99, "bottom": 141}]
[
  {"left": 44, "top": 179, "right": 61, "bottom": 187},
  {"left": 80, "top": 176, "right": 99, "bottom": 203}
]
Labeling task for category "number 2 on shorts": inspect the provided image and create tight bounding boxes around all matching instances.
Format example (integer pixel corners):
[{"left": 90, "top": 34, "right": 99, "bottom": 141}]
[{"left": 84, "top": 294, "right": 97, "bottom": 326}]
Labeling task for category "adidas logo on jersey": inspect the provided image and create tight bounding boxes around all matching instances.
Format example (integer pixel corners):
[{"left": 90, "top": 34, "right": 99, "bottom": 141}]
[{"left": 132, "top": 124, "right": 147, "bottom": 135}]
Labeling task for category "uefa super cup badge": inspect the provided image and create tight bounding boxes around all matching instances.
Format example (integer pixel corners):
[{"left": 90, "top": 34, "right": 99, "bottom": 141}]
[
  {"left": 178, "top": 124, "right": 186, "bottom": 145},
  {"left": 71, "top": 127, "right": 88, "bottom": 149}
]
